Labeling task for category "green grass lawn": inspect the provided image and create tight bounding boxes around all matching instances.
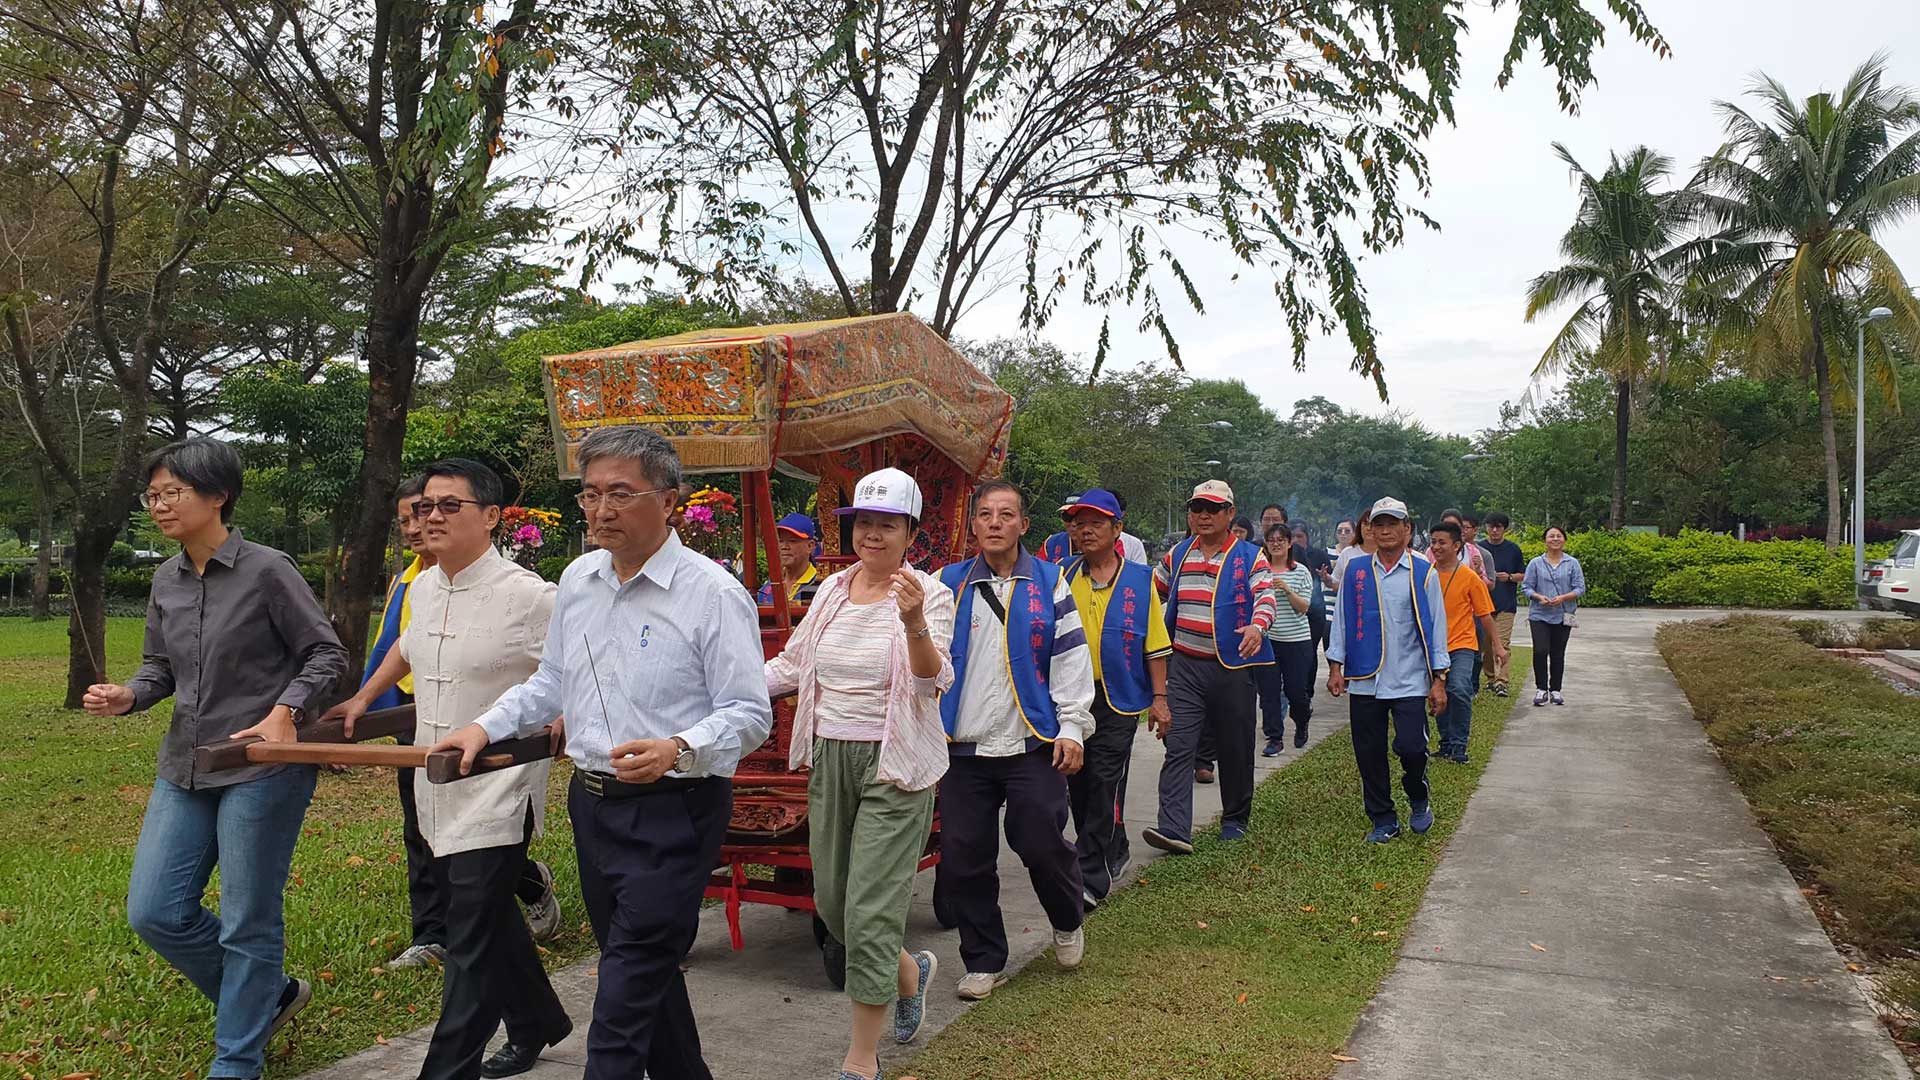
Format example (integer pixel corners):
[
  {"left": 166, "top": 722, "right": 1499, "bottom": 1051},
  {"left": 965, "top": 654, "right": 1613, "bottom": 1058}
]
[
  {"left": 1658, "top": 617, "right": 1920, "bottom": 1031},
  {"left": 902, "top": 650, "right": 1527, "bottom": 1080},
  {"left": 0, "top": 617, "right": 595, "bottom": 1080}
]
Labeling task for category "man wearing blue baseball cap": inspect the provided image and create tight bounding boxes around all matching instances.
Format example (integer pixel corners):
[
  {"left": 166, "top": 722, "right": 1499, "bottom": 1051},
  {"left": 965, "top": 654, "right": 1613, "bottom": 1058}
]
[
  {"left": 1058, "top": 490, "right": 1171, "bottom": 907},
  {"left": 758, "top": 512, "right": 824, "bottom": 607}
]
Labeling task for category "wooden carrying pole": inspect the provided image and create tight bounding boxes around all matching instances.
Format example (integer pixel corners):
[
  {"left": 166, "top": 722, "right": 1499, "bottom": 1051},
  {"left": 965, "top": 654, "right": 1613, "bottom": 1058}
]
[{"left": 193, "top": 704, "right": 558, "bottom": 784}]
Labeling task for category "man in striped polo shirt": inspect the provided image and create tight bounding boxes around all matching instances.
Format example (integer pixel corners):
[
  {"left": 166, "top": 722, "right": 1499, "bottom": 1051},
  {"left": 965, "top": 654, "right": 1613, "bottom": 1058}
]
[{"left": 1144, "top": 480, "right": 1278, "bottom": 853}]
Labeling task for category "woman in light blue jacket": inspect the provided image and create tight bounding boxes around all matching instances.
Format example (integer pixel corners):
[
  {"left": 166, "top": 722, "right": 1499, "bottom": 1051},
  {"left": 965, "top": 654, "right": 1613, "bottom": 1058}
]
[{"left": 1522, "top": 526, "right": 1585, "bottom": 706}]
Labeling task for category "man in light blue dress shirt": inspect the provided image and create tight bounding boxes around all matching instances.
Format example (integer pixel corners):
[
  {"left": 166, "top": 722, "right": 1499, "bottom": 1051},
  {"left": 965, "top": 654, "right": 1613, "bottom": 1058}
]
[
  {"left": 1327, "top": 497, "right": 1450, "bottom": 844},
  {"left": 437, "top": 426, "right": 773, "bottom": 1080}
]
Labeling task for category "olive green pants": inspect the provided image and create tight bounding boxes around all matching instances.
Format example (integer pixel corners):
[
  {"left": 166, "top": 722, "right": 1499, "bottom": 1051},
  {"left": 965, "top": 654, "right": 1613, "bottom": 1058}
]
[{"left": 808, "top": 738, "right": 936, "bottom": 1005}]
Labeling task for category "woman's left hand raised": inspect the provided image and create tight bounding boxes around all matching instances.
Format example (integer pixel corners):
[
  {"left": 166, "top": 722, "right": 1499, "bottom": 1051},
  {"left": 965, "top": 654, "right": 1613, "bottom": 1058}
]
[{"left": 889, "top": 569, "right": 926, "bottom": 625}]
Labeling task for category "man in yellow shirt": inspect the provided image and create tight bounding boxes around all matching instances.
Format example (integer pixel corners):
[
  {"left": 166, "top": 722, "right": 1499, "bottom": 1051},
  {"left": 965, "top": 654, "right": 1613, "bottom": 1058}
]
[
  {"left": 1428, "top": 521, "right": 1505, "bottom": 765},
  {"left": 1060, "top": 490, "right": 1172, "bottom": 907}
]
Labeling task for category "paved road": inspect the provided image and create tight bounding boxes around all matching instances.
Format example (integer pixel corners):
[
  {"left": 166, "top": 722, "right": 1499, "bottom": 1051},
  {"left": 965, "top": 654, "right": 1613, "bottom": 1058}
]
[
  {"left": 302, "top": 675, "right": 1346, "bottom": 1079},
  {"left": 1335, "top": 608, "right": 1910, "bottom": 1080}
]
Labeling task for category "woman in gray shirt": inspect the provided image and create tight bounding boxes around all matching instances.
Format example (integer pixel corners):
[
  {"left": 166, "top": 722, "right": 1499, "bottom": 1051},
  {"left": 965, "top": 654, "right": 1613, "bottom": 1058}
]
[{"left": 83, "top": 438, "right": 346, "bottom": 1080}]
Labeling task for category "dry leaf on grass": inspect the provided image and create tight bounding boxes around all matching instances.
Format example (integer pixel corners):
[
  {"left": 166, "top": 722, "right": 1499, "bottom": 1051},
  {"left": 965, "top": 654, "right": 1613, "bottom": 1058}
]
[
  {"left": 1332, "top": 1053, "right": 1359, "bottom": 1062},
  {"left": 1528, "top": 943, "right": 1548, "bottom": 953},
  {"left": 1236, "top": 992, "right": 1248, "bottom": 1004},
  {"left": 1196, "top": 920, "right": 1210, "bottom": 929}
]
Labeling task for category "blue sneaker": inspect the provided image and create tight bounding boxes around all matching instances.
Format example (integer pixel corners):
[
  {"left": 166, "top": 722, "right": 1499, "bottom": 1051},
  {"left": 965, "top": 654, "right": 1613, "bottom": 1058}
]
[
  {"left": 1219, "top": 821, "right": 1247, "bottom": 842},
  {"left": 893, "top": 949, "right": 936, "bottom": 1043},
  {"left": 1366, "top": 821, "right": 1402, "bottom": 844},
  {"left": 1409, "top": 803, "right": 1434, "bottom": 834}
]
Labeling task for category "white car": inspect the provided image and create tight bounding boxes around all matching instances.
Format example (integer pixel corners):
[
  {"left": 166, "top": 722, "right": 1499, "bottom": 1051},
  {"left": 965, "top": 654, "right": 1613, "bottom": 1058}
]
[{"left": 1860, "top": 529, "right": 1920, "bottom": 614}]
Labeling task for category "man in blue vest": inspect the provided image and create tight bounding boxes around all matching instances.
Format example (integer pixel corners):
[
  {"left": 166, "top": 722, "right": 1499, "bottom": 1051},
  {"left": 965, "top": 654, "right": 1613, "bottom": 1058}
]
[
  {"left": 1327, "top": 496, "right": 1451, "bottom": 844},
  {"left": 939, "top": 479, "right": 1097, "bottom": 1001},
  {"left": 1059, "top": 490, "right": 1171, "bottom": 908},
  {"left": 1042, "top": 492, "right": 1149, "bottom": 566},
  {"left": 1143, "top": 480, "right": 1278, "bottom": 855}
]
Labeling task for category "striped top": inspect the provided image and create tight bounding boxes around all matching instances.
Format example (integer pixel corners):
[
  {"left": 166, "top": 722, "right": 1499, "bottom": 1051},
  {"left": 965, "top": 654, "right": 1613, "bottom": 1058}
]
[
  {"left": 1265, "top": 563, "right": 1314, "bottom": 643},
  {"left": 1153, "top": 542, "right": 1278, "bottom": 658},
  {"left": 811, "top": 598, "right": 898, "bottom": 741}
]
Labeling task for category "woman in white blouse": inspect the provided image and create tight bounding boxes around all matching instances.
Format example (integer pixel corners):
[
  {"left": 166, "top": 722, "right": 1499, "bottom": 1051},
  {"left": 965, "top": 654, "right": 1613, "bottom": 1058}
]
[{"left": 764, "top": 468, "right": 957, "bottom": 1080}]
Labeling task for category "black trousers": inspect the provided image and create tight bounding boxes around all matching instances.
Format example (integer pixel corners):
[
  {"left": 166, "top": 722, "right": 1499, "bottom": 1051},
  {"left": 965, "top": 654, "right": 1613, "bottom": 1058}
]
[
  {"left": 1530, "top": 620, "right": 1573, "bottom": 691},
  {"left": 396, "top": 743, "right": 544, "bottom": 946},
  {"left": 417, "top": 808, "right": 570, "bottom": 1080},
  {"left": 569, "top": 774, "right": 729, "bottom": 1080},
  {"left": 1157, "top": 653, "right": 1258, "bottom": 839},
  {"left": 942, "top": 748, "right": 1085, "bottom": 974},
  {"left": 1349, "top": 695, "right": 1430, "bottom": 827},
  {"left": 393, "top": 718, "right": 448, "bottom": 947},
  {"left": 1068, "top": 692, "right": 1136, "bottom": 900},
  {"left": 1255, "top": 639, "right": 1317, "bottom": 741}
]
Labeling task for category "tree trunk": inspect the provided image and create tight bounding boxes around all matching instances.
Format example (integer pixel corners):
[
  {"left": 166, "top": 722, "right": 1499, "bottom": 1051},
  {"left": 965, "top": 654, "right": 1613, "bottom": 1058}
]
[
  {"left": 1611, "top": 377, "right": 1629, "bottom": 531},
  {"left": 1812, "top": 336, "right": 1843, "bottom": 551},
  {"left": 63, "top": 519, "right": 119, "bottom": 707},
  {"left": 327, "top": 311, "right": 419, "bottom": 682},
  {"left": 31, "top": 461, "right": 54, "bottom": 621}
]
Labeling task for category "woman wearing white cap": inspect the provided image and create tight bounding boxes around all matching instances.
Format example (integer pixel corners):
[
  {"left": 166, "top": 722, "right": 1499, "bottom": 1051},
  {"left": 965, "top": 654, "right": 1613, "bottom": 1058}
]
[{"left": 763, "top": 467, "right": 957, "bottom": 1080}]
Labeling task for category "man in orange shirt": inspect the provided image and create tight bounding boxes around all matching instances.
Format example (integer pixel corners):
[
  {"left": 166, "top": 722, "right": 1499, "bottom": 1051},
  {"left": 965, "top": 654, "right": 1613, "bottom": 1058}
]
[{"left": 1428, "top": 521, "right": 1505, "bottom": 765}]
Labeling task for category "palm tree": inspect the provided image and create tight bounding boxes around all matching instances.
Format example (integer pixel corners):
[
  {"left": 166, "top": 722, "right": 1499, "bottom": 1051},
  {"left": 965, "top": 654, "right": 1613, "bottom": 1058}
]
[
  {"left": 1694, "top": 55, "right": 1920, "bottom": 550},
  {"left": 1525, "top": 143, "right": 1698, "bottom": 530}
]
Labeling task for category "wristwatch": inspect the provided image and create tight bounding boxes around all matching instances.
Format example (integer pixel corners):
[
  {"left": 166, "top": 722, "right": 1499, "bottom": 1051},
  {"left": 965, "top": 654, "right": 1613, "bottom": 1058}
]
[{"left": 671, "top": 737, "right": 695, "bottom": 774}]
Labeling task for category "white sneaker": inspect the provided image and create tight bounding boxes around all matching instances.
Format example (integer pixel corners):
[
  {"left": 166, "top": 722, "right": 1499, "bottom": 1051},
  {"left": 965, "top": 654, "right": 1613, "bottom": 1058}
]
[
  {"left": 1533, "top": 690, "right": 1550, "bottom": 707},
  {"left": 1053, "top": 927, "right": 1086, "bottom": 970},
  {"left": 956, "top": 970, "right": 1009, "bottom": 1000},
  {"left": 523, "top": 860, "right": 562, "bottom": 941},
  {"left": 1551, "top": 691, "right": 1566, "bottom": 706},
  {"left": 388, "top": 942, "right": 446, "bottom": 968}
]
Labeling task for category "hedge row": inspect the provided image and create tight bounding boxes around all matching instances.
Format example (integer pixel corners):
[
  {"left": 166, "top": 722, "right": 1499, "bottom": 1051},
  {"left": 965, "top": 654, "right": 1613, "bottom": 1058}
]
[{"left": 1516, "top": 528, "right": 1888, "bottom": 610}]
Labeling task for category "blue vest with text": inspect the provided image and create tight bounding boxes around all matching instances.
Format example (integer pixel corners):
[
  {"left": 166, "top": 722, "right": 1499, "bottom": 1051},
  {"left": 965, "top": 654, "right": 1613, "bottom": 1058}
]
[
  {"left": 940, "top": 554, "right": 1064, "bottom": 745},
  {"left": 1065, "top": 556, "right": 1156, "bottom": 714},
  {"left": 1041, "top": 531, "right": 1073, "bottom": 564},
  {"left": 1338, "top": 551, "right": 1441, "bottom": 680},
  {"left": 1165, "top": 537, "right": 1275, "bottom": 669}
]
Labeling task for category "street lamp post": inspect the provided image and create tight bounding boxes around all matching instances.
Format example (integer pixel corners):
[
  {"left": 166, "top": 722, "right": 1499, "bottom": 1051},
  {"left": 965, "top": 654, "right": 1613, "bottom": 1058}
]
[{"left": 1855, "top": 306, "right": 1894, "bottom": 601}]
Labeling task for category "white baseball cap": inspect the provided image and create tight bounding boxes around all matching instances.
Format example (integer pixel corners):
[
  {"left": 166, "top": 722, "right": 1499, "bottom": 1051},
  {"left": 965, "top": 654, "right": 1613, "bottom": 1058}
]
[
  {"left": 835, "top": 467, "right": 924, "bottom": 520},
  {"left": 1368, "top": 496, "right": 1410, "bottom": 521},
  {"left": 1189, "top": 479, "right": 1235, "bottom": 506}
]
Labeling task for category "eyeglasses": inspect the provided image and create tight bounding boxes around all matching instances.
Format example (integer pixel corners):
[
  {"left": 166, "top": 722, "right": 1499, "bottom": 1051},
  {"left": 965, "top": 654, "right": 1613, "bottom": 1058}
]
[
  {"left": 412, "top": 498, "right": 486, "bottom": 518},
  {"left": 140, "top": 487, "right": 193, "bottom": 509},
  {"left": 575, "top": 487, "right": 671, "bottom": 511}
]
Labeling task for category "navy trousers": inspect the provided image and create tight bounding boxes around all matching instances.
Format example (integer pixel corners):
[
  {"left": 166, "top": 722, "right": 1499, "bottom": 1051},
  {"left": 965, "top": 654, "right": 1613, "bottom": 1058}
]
[
  {"left": 941, "top": 748, "right": 1085, "bottom": 974},
  {"left": 569, "top": 774, "right": 731, "bottom": 1080}
]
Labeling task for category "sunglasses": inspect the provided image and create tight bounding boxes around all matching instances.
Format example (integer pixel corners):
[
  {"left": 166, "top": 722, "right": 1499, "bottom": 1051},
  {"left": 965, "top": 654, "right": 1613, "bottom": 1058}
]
[
  {"left": 1187, "top": 501, "right": 1231, "bottom": 514},
  {"left": 412, "top": 498, "right": 486, "bottom": 518}
]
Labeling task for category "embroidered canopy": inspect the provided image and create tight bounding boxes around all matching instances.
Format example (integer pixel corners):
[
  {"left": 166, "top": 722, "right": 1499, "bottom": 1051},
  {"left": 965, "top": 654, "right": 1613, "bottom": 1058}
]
[{"left": 540, "top": 312, "right": 1012, "bottom": 479}]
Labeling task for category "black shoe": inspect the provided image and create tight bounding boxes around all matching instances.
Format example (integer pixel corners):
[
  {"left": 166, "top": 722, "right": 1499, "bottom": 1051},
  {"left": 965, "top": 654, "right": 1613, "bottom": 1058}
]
[
  {"left": 1452, "top": 750, "right": 1471, "bottom": 764},
  {"left": 481, "top": 1043, "right": 544, "bottom": 1078},
  {"left": 1293, "top": 726, "right": 1308, "bottom": 748},
  {"left": 1194, "top": 767, "right": 1215, "bottom": 784},
  {"left": 266, "top": 977, "right": 311, "bottom": 1043}
]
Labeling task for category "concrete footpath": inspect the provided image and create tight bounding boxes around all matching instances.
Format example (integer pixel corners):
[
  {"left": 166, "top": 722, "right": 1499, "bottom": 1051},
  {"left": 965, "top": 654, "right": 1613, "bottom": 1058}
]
[
  {"left": 1336, "top": 608, "right": 1910, "bottom": 1080},
  {"left": 303, "top": 684, "right": 1344, "bottom": 1079}
]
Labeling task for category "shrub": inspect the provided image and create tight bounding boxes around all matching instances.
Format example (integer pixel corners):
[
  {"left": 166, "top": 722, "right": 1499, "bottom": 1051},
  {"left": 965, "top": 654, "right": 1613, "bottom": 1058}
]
[
  {"left": 105, "top": 568, "right": 154, "bottom": 600},
  {"left": 536, "top": 556, "right": 570, "bottom": 583},
  {"left": 107, "top": 541, "right": 136, "bottom": 568},
  {"left": 1519, "top": 528, "right": 1872, "bottom": 609}
]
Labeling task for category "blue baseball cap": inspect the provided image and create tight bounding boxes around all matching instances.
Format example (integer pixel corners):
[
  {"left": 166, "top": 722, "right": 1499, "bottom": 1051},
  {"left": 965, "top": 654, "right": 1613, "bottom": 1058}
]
[
  {"left": 774, "top": 512, "right": 818, "bottom": 540},
  {"left": 1061, "top": 489, "right": 1123, "bottom": 521}
]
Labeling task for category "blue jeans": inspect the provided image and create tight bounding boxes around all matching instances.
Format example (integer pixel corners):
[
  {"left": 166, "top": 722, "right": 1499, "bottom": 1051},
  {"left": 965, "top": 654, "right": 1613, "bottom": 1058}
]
[
  {"left": 1436, "top": 648, "right": 1479, "bottom": 756},
  {"left": 128, "top": 767, "right": 317, "bottom": 1078}
]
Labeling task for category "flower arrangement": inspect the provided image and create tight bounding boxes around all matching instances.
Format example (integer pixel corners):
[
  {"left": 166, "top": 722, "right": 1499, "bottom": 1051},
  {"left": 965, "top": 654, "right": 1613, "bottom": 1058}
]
[
  {"left": 499, "top": 506, "right": 563, "bottom": 568},
  {"left": 678, "top": 486, "right": 741, "bottom": 568}
]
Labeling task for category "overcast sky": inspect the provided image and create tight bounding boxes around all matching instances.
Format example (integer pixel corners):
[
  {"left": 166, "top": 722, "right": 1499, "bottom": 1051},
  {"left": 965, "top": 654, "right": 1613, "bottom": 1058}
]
[{"left": 954, "top": 1, "right": 1920, "bottom": 438}]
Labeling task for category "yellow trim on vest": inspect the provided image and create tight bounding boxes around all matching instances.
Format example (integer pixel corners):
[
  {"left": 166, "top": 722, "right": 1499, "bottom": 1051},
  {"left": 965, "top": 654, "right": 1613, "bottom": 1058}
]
[{"left": 1346, "top": 555, "right": 1428, "bottom": 682}]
